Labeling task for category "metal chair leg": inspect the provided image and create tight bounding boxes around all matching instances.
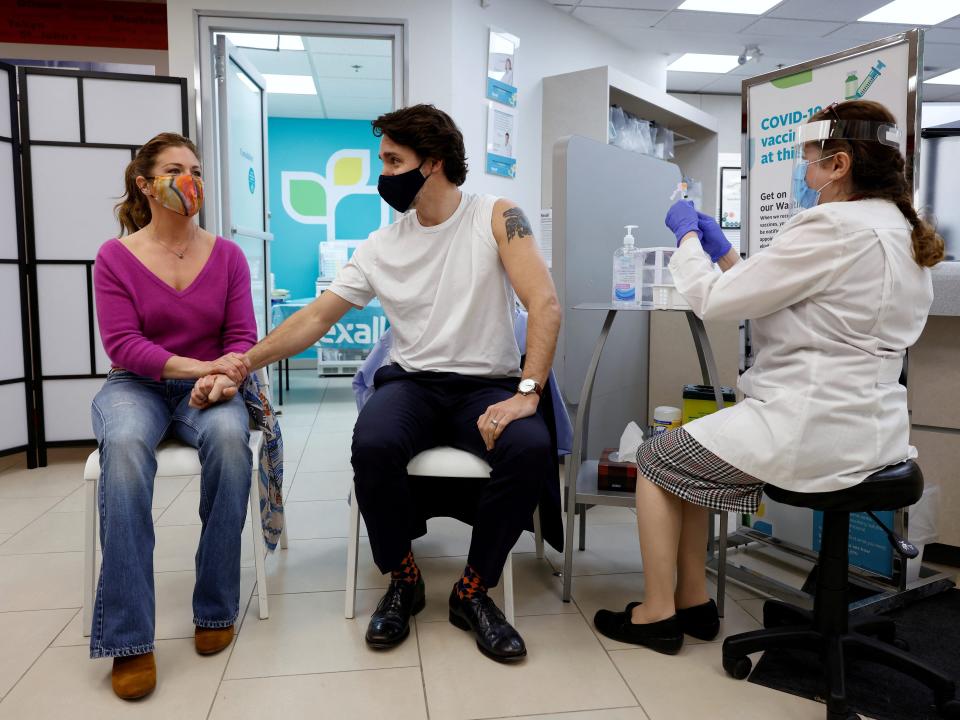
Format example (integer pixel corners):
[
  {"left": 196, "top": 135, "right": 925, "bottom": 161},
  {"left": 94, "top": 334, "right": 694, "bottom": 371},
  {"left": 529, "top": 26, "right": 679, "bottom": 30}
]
[{"left": 345, "top": 490, "right": 360, "bottom": 619}]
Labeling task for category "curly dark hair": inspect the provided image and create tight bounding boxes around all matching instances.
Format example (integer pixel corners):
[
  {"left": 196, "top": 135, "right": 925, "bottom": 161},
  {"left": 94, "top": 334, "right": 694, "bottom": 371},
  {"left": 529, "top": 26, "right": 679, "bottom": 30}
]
[
  {"left": 372, "top": 104, "right": 468, "bottom": 186},
  {"left": 808, "top": 100, "right": 943, "bottom": 268}
]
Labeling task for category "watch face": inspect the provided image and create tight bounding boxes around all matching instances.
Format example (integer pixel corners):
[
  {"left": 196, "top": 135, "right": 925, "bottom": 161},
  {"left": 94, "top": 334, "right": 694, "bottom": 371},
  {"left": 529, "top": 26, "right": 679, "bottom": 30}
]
[{"left": 519, "top": 379, "right": 536, "bottom": 393}]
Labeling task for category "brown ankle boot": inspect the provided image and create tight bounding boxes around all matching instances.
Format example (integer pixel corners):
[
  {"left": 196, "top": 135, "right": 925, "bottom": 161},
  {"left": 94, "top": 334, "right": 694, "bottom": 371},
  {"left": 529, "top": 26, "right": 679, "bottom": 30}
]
[
  {"left": 195, "top": 625, "right": 234, "bottom": 655},
  {"left": 111, "top": 652, "right": 156, "bottom": 700}
]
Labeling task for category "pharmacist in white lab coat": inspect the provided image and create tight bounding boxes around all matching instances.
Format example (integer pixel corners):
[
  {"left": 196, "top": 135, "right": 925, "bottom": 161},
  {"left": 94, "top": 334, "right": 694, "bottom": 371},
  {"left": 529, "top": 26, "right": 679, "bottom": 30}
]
[{"left": 594, "top": 100, "right": 945, "bottom": 655}]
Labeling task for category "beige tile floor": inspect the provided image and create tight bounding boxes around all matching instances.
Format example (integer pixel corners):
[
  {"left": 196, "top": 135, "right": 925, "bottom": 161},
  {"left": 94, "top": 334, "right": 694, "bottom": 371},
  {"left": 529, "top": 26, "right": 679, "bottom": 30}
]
[{"left": 1, "top": 371, "right": 938, "bottom": 720}]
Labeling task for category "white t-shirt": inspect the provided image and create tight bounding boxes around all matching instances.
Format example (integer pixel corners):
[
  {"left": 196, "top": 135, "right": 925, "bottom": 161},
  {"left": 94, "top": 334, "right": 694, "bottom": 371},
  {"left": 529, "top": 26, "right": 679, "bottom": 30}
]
[{"left": 328, "top": 192, "right": 520, "bottom": 377}]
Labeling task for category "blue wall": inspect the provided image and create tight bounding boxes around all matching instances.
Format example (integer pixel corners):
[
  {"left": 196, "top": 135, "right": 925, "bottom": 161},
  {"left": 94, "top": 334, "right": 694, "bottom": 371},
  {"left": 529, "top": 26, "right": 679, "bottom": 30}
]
[{"left": 268, "top": 117, "right": 387, "bottom": 300}]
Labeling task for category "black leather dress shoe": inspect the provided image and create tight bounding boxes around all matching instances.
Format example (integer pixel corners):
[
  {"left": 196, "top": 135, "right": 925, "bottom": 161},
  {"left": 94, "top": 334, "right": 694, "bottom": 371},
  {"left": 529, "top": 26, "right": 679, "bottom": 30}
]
[
  {"left": 677, "top": 599, "right": 720, "bottom": 641},
  {"left": 448, "top": 590, "right": 526, "bottom": 662},
  {"left": 365, "top": 578, "right": 425, "bottom": 649},
  {"left": 593, "top": 603, "right": 683, "bottom": 655}
]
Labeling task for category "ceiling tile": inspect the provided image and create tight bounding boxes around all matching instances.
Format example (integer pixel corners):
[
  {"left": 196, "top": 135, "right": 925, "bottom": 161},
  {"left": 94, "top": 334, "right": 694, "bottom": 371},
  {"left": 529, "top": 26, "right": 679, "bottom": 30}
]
[
  {"left": 302, "top": 36, "right": 391, "bottom": 56},
  {"left": 578, "top": 0, "right": 681, "bottom": 8},
  {"left": 653, "top": 10, "right": 758, "bottom": 33},
  {"left": 666, "top": 70, "right": 730, "bottom": 92},
  {"left": 768, "top": 0, "right": 887, "bottom": 22},
  {"left": 315, "top": 77, "right": 393, "bottom": 98},
  {"left": 741, "top": 17, "right": 846, "bottom": 37},
  {"left": 573, "top": 6, "right": 670, "bottom": 26},
  {"left": 310, "top": 53, "right": 392, "bottom": 80},
  {"left": 926, "top": 27, "right": 960, "bottom": 44},
  {"left": 242, "top": 48, "right": 312, "bottom": 75},
  {"left": 922, "top": 43, "right": 960, "bottom": 75},
  {"left": 823, "top": 21, "right": 913, "bottom": 42},
  {"left": 695, "top": 74, "right": 746, "bottom": 93},
  {"left": 923, "top": 84, "right": 960, "bottom": 102},
  {"left": 728, "top": 55, "right": 807, "bottom": 76}
]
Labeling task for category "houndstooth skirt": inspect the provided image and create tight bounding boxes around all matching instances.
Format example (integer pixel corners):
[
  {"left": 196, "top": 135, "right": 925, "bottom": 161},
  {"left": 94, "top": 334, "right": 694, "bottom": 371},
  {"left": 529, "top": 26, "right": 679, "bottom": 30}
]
[{"left": 635, "top": 428, "right": 765, "bottom": 514}]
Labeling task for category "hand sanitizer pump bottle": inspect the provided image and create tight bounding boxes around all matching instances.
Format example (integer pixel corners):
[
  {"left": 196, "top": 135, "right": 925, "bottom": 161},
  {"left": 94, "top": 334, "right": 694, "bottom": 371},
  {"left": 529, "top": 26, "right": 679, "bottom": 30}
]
[{"left": 613, "top": 225, "right": 640, "bottom": 307}]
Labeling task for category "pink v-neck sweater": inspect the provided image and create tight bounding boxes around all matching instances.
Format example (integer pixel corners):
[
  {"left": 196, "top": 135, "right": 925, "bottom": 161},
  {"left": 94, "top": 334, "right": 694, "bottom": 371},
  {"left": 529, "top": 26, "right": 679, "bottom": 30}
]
[{"left": 93, "top": 237, "right": 258, "bottom": 381}]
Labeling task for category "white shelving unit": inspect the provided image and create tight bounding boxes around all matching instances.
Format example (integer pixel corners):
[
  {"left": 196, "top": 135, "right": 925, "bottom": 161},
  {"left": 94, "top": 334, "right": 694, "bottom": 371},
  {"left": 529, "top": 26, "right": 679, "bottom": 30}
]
[{"left": 542, "top": 65, "right": 720, "bottom": 215}]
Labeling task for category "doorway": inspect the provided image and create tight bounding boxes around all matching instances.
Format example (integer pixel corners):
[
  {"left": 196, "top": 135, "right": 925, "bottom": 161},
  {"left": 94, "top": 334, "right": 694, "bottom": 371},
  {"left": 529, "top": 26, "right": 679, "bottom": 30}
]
[{"left": 197, "top": 15, "right": 404, "bottom": 408}]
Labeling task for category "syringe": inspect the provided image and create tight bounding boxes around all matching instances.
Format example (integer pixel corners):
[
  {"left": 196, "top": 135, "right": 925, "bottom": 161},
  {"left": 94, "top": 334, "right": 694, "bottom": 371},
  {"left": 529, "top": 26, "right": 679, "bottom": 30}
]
[{"left": 855, "top": 59, "right": 886, "bottom": 98}]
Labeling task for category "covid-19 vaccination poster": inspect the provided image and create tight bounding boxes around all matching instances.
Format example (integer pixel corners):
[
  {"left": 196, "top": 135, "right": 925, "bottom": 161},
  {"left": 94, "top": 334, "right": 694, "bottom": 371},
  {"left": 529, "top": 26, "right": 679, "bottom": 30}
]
[{"left": 745, "top": 37, "right": 911, "bottom": 256}]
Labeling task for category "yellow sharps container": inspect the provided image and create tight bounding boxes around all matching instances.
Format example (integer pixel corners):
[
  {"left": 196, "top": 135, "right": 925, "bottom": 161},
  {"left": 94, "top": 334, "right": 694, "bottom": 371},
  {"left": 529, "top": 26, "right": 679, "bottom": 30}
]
[{"left": 682, "top": 384, "right": 736, "bottom": 424}]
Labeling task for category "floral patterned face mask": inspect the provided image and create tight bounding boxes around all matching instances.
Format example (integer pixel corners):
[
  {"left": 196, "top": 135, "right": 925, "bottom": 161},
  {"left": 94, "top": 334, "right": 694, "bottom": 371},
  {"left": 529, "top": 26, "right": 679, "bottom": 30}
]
[{"left": 146, "top": 174, "right": 204, "bottom": 217}]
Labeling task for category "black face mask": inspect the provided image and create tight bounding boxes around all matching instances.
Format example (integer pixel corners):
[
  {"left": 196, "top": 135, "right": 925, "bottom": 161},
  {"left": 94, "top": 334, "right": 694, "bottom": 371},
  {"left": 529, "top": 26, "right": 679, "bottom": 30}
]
[{"left": 377, "top": 162, "right": 427, "bottom": 213}]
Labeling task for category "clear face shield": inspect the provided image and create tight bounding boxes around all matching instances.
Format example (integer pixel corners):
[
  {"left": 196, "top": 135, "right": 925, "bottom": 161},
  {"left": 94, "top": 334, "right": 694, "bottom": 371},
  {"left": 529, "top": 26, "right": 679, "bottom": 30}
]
[{"left": 789, "top": 117, "right": 902, "bottom": 216}]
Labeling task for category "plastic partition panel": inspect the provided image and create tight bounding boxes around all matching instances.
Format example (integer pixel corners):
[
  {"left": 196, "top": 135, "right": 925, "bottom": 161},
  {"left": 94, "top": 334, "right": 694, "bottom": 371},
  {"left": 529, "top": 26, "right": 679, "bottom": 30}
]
[
  {"left": 37, "top": 265, "right": 91, "bottom": 377},
  {"left": 553, "top": 135, "right": 681, "bottom": 459},
  {"left": 31, "top": 146, "right": 130, "bottom": 260},
  {"left": 0, "top": 265, "right": 24, "bottom": 380},
  {"left": 42, "top": 379, "right": 102, "bottom": 442},
  {"left": 83, "top": 79, "right": 183, "bottom": 146},
  {"left": 0, "top": 143, "right": 17, "bottom": 259},
  {"left": 26, "top": 75, "right": 80, "bottom": 143},
  {"left": 0, "top": 384, "right": 28, "bottom": 448},
  {"left": 0, "top": 69, "right": 8, "bottom": 138}
]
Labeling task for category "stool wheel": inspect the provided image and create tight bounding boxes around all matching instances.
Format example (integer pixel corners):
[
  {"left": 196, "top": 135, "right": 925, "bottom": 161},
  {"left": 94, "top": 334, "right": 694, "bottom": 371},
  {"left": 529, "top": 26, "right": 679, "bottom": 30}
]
[
  {"left": 722, "top": 654, "right": 752, "bottom": 680},
  {"left": 937, "top": 697, "right": 960, "bottom": 719}
]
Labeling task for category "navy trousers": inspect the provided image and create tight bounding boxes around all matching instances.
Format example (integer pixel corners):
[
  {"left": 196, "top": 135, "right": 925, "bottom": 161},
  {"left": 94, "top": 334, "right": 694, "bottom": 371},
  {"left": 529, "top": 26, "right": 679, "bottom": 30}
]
[{"left": 351, "top": 364, "right": 552, "bottom": 587}]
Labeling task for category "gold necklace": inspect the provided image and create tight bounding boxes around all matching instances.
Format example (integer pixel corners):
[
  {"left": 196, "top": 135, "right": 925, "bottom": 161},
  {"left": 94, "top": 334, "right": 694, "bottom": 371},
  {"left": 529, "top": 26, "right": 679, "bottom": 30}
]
[{"left": 151, "top": 229, "right": 190, "bottom": 259}]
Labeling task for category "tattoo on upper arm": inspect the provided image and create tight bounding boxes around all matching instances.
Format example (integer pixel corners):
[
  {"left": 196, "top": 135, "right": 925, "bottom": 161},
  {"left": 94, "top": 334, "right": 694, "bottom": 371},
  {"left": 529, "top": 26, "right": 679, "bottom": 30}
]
[{"left": 503, "top": 207, "right": 533, "bottom": 243}]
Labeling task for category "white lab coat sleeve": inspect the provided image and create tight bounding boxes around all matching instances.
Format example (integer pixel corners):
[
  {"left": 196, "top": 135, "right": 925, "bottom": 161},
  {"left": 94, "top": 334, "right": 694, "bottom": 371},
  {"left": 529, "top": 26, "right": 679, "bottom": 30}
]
[{"left": 669, "top": 208, "right": 848, "bottom": 323}]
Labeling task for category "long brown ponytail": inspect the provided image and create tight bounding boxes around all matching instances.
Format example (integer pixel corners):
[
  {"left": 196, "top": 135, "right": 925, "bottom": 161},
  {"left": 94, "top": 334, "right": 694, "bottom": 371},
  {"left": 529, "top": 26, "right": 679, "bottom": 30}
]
[
  {"left": 809, "top": 100, "right": 944, "bottom": 268},
  {"left": 115, "top": 132, "right": 200, "bottom": 235}
]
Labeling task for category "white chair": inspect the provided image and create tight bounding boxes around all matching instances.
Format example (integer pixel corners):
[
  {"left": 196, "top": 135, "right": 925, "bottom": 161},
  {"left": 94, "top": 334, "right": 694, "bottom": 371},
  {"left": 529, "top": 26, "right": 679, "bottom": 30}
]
[
  {"left": 81, "top": 375, "right": 287, "bottom": 637},
  {"left": 344, "top": 445, "right": 543, "bottom": 626}
]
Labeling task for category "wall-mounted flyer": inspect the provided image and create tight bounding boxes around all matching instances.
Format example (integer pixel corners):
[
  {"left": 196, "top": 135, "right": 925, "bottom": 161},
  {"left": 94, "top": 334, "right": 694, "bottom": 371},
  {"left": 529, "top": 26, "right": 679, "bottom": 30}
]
[
  {"left": 486, "top": 29, "right": 518, "bottom": 107},
  {"left": 486, "top": 103, "right": 516, "bottom": 178}
]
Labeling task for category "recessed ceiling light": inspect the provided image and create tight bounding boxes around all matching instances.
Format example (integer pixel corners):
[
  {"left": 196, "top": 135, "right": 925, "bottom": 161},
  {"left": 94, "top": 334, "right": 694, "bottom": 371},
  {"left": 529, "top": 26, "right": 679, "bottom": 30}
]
[
  {"left": 262, "top": 74, "right": 317, "bottom": 95},
  {"left": 278, "top": 35, "right": 304, "bottom": 51},
  {"left": 667, "top": 53, "right": 741, "bottom": 73},
  {"left": 859, "top": 0, "right": 960, "bottom": 25},
  {"left": 677, "top": 0, "right": 782, "bottom": 14},
  {"left": 925, "top": 68, "right": 960, "bottom": 84},
  {"left": 223, "top": 32, "right": 278, "bottom": 51}
]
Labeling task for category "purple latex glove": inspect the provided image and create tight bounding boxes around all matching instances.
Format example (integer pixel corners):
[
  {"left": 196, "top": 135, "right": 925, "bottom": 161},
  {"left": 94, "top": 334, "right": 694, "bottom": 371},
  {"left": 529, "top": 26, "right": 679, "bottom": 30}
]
[
  {"left": 665, "top": 200, "right": 702, "bottom": 245},
  {"left": 697, "top": 211, "right": 733, "bottom": 263}
]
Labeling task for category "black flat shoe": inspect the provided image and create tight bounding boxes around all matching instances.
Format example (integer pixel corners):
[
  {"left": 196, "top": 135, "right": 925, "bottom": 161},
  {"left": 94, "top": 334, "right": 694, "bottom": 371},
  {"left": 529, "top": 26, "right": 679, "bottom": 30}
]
[
  {"left": 593, "top": 603, "right": 684, "bottom": 655},
  {"left": 678, "top": 599, "right": 720, "bottom": 641},
  {"left": 365, "top": 577, "right": 425, "bottom": 649},
  {"left": 448, "top": 590, "right": 526, "bottom": 663}
]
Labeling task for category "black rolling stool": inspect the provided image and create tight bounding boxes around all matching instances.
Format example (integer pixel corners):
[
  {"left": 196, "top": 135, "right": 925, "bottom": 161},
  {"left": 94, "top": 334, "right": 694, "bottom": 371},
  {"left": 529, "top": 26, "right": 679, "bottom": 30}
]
[{"left": 722, "top": 461, "right": 959, "bottom": 720}]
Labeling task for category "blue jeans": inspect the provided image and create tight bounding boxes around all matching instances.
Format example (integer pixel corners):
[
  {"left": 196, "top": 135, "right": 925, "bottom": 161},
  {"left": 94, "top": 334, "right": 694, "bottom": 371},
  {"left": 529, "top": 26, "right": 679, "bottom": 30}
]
[{"left": 89, "top": 370, "right": 252, "bottom": 658}]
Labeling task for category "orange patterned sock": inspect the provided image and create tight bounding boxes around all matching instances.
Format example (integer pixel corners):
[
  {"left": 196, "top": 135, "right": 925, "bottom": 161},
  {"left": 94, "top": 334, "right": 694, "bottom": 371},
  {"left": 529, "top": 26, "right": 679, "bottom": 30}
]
[
  {"left": 390, "top": 549, "right": 421, "bottom": 584},
  {"left": 454, "top": 565, "right": 487, "bottom": 600}
]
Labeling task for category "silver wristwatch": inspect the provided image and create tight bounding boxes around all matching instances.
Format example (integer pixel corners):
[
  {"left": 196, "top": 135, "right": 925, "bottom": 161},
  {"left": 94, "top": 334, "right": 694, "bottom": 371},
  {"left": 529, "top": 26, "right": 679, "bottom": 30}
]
[{"left": 518, "top": 378, "right": 543, "bottom": 397}]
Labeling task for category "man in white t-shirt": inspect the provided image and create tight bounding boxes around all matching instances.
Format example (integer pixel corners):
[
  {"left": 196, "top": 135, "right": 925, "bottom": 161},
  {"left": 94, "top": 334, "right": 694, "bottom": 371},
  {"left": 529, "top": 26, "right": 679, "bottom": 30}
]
[{"left": 192, "top": 105, "right": 561, "bottom": 663}]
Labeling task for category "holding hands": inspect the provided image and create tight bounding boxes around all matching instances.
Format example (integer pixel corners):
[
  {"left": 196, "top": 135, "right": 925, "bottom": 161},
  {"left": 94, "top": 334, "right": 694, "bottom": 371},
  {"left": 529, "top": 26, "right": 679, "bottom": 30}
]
[
  {"left": 190, "top": 373, "right": 239, "bottom": 409},
  {"left": 204, "top": 352, "right": 250, "bottom": 383}
]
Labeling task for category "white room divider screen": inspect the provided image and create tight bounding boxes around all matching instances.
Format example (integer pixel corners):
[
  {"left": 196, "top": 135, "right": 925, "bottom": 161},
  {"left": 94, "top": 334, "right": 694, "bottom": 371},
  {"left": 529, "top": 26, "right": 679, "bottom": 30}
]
[
  {"left": 0, "top": 62, "right": 35, "bottom": 465},
  {"left": 15, "top": 67, "right": 187, "bottom": 465}
]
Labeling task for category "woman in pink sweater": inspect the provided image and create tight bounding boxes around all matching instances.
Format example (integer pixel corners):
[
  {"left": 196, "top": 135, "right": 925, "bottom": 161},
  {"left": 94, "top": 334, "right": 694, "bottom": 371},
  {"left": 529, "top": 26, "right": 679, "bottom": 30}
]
[{"left": 90, "top": 133, "right": 257, "bottom": 699}]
